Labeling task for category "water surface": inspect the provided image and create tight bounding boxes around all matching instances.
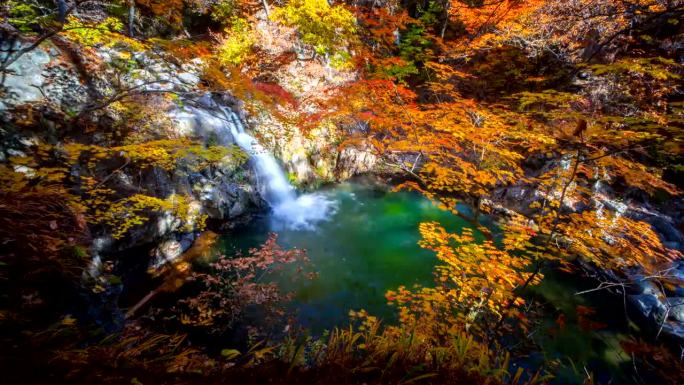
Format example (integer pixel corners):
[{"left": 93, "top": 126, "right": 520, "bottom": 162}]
[
  {"left": 215, "top": 181, "right": 637, "bottom": 384},
  {"left": 216, "top": 181, "right": 472, "bottom": 330}
]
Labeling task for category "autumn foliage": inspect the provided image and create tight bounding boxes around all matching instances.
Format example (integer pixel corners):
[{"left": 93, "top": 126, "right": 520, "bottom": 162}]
[{"left": 2, "top": 0, "right": 684, "bottom": 384}]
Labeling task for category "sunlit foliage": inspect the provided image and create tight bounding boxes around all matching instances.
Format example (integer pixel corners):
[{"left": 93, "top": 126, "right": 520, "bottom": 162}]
[
  {"left": 216, "top": 17, "right": 255, "bottom": 66},
  {"left": 3, "top": 0, "right": 684, "bottom": 383},
  {"left": 271, "top": 0, "right": 357, "bottom": 59},
  {"left": 172, "top": 233, "right": 309, "bottom": 333}
]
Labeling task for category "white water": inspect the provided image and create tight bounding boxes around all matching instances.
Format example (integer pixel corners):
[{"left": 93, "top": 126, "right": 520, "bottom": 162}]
[{"left": 218, "top": 107, "right": 336, "bottom": 230}]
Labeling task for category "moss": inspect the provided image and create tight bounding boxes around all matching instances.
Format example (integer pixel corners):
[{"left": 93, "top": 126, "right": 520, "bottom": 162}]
[
  {"left": 286, "top": 171, "right": 298, "bottom": 184},
  {"left": 101, "top": 193, "right": 205, "bottom": 239},
  {"left": 71, "top": 245, "right": 88, "bottom": 260}
]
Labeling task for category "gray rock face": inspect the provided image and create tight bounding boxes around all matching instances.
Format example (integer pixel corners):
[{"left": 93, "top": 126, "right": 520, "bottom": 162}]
[
  {"left": 169, "top": 106, "right": 238, "bottom": 146},
  {"left": 336, "top": 147, "right": 378, "bottom": 180},
  {"left": 1, "top": 42, "right": 51, "bottom": 107},
  {"left": 199, "top": 179, "right": 260, "bottom": 219},
  {"left": 1, "top": 41, "right": 89, "bottom": 113},
  {"left": 177, "top": 72, "right": 200, "bottom": 85},
  {"left": 1, "top": 41, "right": 266, "bottom": 272},
  {"left": 289, "top": 151, "right": 316, "bottom": 182}
]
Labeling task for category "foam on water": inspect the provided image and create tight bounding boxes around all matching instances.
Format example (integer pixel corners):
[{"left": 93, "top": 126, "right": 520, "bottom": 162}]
[{"left": 271, "top": 193, "right": 338, "bottom": 231}]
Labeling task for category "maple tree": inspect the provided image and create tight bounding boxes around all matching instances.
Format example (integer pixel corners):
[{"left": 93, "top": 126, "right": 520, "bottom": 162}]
[
  {"left": 309, "top": 0, "right": 684, "bottom": 364},
  {"left": 2, "top": 0, "right": 684, "bottom": 383},
  {"left": 169, "top": 233, "right": 310, "bottom": 335}
]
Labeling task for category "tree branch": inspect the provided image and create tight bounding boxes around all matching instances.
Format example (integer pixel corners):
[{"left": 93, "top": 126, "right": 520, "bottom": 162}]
[{"left": 0, "top": 0, "right": 93, "bottom": 73}]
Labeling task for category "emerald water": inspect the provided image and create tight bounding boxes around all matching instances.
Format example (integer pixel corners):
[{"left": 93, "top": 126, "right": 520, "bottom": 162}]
[
  {"left": 217, "top": 181, "right": 474, "bottom": 330},
  {"left": 215, "top": 181, "right": 634, "bottom": 384}
]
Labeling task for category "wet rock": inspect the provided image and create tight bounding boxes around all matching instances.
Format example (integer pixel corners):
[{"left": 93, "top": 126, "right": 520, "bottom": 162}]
[
  {"left": 198, "top": 177, "right": 262, "bottom": 220},
  {"left": 666, "top": 297, "right": 684, "bottom": 322},
  {"left": 169, "top": 105, "right": 237, "bottom": 146},
  {"left": 671, "top": 262, "right": 684, "bottom": 296},
  {"left": 630, "top": 275, "right": 663, "bottom": 296},
  {"left": 660, "top": 321, "right": 684, "bottom": 342},
  {"left": 150, "top": 233, "right": 197, "bottom": 270},
  {"left": 629, "top": 293, "right": 667, "bottom": 320},
  {"left": 624, "top": 275, "right": 684, "bottom": 340},
  {"left": 228, "top": 187, "right": 259, "bottom": 218}
]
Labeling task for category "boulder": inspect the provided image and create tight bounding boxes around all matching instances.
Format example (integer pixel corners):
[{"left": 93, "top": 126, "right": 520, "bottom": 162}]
[
  {"left": 666, "top": 297, "right": 684, "bottom": 322},
  {"left": 0, "top": 42, "right": 51, "bottom": 108},
  {"left": 336, "top": 146, "right": 377, "bottom": 180},
  {"left": 629, "top": 293, "right": 667, "bottom": 321},
  {"left": 150, "top": 232, "right": 196, "bottom": 270}
]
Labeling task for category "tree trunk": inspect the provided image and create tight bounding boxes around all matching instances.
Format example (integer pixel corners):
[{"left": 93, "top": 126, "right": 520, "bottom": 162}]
[
  {"left": 57, "top": 0, "right": 68, "bottom": 22},
  {"left": 128, "top": 0, "right": 136, "bottom": 37},
  {"left": 440, "top": 0, "right": 450, "bottom": 38},
  {"left": 261, "top": 0, "right": 270, "bottom": 17},
  {"left": 472, "top": 195, "right": 481, "bottom": 224}
]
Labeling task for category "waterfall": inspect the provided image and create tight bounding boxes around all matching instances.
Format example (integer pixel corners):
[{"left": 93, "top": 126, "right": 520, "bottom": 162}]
[
  {"left": 222, "top": 108, "right": 296, "bottom": 206},
  {"left": 169, "top": 97, "right": 336, "bottom": 230},
  {"left": 217, "top": 107, "right": 336, "bottom": 230}
]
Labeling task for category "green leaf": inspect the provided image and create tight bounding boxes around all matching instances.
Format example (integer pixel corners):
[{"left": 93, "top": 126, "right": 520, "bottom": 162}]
[{"left": 221, "top": 348, "right": 241, "bottom": 360}]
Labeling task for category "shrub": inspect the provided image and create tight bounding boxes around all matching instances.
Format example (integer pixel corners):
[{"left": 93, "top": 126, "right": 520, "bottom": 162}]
[
  {"left": 216, "top": 17, "right": 255, "bottom": 66},
  {"left": 271, "top": 0, "right": 356, "bottom": 59}
]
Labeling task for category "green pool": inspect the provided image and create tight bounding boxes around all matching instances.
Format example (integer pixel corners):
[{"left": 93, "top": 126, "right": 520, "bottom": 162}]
[
  {"left": 214, "top": 180, "right": 634, "bottom": 384},
  {"left": 216, "top": 180, "right": 474, "bottom": 330}
]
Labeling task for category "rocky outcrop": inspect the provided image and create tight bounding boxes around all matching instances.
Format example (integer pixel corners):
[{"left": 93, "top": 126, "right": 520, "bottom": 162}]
[
  {"left": 1, "top": 40, "right": 266, "bottom": 273},
  {"left": 1, "top": 41, "right": 90, "bottom": 113},
  {"left": 229, "top": 11, "right": 378, "bottom": 186},
  {"left": 335, "top": 146, "right": 378, "bottom": 180},
  {"left": 0, "top": 41, "right": 51, "bottom": 108},
  {"left": 602, "top": 263, "right": 684, "bottom": 343},
  {"left": 488, "top": 157, "right": 684, "bottom": 342}
]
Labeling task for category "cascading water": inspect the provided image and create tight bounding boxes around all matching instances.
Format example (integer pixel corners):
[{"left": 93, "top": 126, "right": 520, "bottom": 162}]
[
  {"left": 169, "top": 96, "right": 336, "bottom": 230},
  {"left": 222, "top": 108, "right": 296, "bottom": 205},
  {"left": 217, "top": 107, "right": 336, "bottom": 230}
]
